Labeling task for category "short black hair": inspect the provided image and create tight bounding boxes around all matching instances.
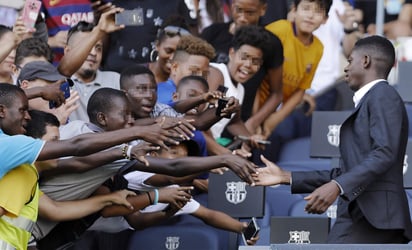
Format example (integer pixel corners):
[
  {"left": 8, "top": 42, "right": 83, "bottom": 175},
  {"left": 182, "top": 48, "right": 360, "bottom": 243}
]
[
  {"left": 67, "top": 21, "right": 95, "bottom": 44},
  {"left": 231, "top": 25, "right": 270, "bottom": 53},
  {"left": 0, "top": 83, "right": 25, "bottom": 108},
  {"left": 15, "top": 38, "right": 53, "bottom": 66},
  {"left": 120, "top": 65, "right": 155, "bottom": 90},
  {"left": 87, "top": 88, "right": 128, "bottom": 124},
  {"left": 294, "top": 0, "right": 332, "bottom": 16},
  {"left": 353, "top": 35, "right": 395, "bottom": 78},
  {"left": 177, "top": 75, "right": 209, "bottom": 92},
  {"left": 26, "top": 110, "right": 60, "bottom": 138}
]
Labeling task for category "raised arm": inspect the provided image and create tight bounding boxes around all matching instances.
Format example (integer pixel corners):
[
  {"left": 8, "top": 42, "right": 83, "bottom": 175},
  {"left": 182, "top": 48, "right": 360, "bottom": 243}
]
[{"left": 58, "top": 6, "right": 124, "bottom": 76}]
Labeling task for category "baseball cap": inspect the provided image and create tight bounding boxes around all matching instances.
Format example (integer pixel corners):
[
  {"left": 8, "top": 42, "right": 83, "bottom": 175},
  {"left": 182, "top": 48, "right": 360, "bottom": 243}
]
[{"left": 17, "top": 61, "right": 66, "bottom": 84}]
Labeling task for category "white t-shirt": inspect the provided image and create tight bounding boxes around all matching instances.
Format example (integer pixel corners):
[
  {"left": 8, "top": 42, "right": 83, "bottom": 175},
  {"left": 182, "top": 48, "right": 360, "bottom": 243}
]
[{"left": 209, "top": 62, "right": 244, "bottom": 138}]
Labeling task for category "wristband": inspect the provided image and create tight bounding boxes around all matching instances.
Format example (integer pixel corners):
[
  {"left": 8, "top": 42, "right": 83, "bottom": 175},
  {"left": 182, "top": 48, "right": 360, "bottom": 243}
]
[
  {"left": 153, "top": 189, "right": 159, "bottom": 205},
  {"left": 126, "top": 145, "right": 134, "bottom": 159},
  {"left": 121, "top": 144, "right": 130, "bottom": 160}
]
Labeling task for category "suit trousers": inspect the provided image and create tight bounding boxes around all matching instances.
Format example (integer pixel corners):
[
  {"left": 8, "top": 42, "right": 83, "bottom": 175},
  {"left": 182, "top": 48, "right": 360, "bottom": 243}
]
[{"left": 327, "top": 200, "right": 409, "bottom": 244}]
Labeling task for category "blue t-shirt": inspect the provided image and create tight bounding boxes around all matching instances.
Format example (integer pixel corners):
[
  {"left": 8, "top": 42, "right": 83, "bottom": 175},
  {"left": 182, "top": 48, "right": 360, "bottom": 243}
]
[
  {"left": 0, "top": 129, "right": 45, "bottom": 179},
  {"left": 157, "top": 78, "right": 176, "bottom": 106}
]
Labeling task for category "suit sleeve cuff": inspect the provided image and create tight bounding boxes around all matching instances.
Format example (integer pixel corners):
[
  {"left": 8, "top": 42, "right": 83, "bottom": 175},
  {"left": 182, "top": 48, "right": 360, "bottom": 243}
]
[{"left": 331, "top": 179, "right": 344, "bottom": 195}]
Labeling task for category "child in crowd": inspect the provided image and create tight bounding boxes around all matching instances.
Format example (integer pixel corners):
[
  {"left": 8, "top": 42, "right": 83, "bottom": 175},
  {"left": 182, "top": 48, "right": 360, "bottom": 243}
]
[
  {"left": 256, "top": 0, "right": 332, "bottom": 162},
  {"left": 123, "top": 140, "right": 259, "bottom": 245}
]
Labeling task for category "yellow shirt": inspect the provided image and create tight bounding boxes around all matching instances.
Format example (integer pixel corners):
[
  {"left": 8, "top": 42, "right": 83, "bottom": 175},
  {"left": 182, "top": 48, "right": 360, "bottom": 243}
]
[
  {"left": 266, "top": 20, "right": 323, "bottom": 101},
  {"left": 0, "top": 164, "right": 39, "bottom": 250}
]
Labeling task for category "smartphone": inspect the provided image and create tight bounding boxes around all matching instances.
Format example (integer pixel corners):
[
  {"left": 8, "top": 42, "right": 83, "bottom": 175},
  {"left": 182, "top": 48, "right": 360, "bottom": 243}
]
[
  {"left": 215, "top": 98, "right": 229, "bottom": 116},
  {"left": 21, "top": 0, "right": 41, "bottom": 28},
  {"left": 237, "top": 135, "right": 272, "bottom": 145},
  {"left": 49, "top": 81, "right": 71, "bottom": 109},
  {"left": 217, "top": 85, "right": 228, "bottom": 95},
  {"left": 242, "top": 217, "right": 260, "bottom": 245},
  {"left": 115, "top": 9, "right": 144, "bottom": 26}
]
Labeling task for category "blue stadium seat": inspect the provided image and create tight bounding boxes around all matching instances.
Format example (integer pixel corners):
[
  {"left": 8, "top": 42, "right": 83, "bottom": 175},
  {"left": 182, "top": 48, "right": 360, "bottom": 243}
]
[
  {"left": 405, "top": 104, "right": 412, "bottom": 137},
  {"left": 278, "top": 137, "right": 313, "bottom": 162},
  {"left": 127, "top": 223, "right": 225, "bottom": 250},
  {"left": 265, "top": 186, "right": 304, "bottom": 217},
  {"left": 288, "top": 199, "right": 337, "bottom": 227}
]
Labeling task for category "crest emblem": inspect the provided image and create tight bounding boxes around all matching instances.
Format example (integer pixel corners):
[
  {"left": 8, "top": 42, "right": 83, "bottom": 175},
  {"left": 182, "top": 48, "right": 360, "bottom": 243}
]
[
  {"left": 403, "top": 154, "right": 409, "bottom": 175},
  {"left": 165, "top": 236, "right": 180, "bottom": 250},
  {"left": 288, "top": 231, "right": 311, "bottom": 244},
  {"left": 327, "top": 124, "right": 341, "bottom": 147},
  {"left": 225, "top": 182, "right": 247, "bottom": 204}
]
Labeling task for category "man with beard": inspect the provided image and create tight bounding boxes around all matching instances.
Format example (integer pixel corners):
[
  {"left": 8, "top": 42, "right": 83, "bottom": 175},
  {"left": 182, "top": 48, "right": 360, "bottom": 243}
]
[{"left": 64, "top": 20, "right": 121, "bottom": 122}]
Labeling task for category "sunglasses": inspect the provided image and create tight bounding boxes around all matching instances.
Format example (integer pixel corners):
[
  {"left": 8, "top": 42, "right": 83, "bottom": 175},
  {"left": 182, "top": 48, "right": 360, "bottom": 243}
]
[{"left": 163, "top": 25, "right": 191, "bottom": 37}]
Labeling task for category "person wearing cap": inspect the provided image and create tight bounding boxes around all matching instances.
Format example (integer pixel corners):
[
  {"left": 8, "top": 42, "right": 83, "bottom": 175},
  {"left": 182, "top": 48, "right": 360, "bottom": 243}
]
[{"left": 18, "top": 60, "right": 80, "bottom": 125}]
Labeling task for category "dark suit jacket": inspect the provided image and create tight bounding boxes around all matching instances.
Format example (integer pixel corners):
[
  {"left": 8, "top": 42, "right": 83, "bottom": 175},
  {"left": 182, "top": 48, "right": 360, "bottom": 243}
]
[{"left": 291, "top": 81, "right": 412, "bottom": 239}]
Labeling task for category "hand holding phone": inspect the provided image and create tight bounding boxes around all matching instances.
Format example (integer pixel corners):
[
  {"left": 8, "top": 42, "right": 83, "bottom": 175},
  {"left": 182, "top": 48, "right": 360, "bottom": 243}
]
[
  {"left": 49, "top": 81, "right": 71, "bottom": 109},
  {"left": 115, "top": 9, "right": 144, "bottom": 26},
  {"left": 21, "top": 0, "right": 41, "bottom": 29},
  {"left": 242, "top": 217, "right": 260, "bottom": 245}
]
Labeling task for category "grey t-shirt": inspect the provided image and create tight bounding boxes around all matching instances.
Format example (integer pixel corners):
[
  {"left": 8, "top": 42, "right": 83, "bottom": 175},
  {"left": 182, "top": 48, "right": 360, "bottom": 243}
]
[
  {"left": 32, "top": 120, "right": 127, "bottom": 240},
  {"left": 69, "top": 70, "right": 120, "bottom": 122}
]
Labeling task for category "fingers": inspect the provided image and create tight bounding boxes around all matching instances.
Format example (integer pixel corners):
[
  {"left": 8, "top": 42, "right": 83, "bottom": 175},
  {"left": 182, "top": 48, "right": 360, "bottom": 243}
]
[
  {"left": 304, "top": 194, "right": 327, "bottom": 214},
  {"left": 136, "top": 155, "right": 149, "bottom": 166},
  {"left": 260, "top": 155, "right": 272, "bottom": 166}
]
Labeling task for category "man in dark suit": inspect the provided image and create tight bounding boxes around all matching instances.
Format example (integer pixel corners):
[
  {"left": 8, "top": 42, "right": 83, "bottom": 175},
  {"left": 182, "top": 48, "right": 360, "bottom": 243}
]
[{"left": 253, "top": 35, "right": 412, "bottom": 243}]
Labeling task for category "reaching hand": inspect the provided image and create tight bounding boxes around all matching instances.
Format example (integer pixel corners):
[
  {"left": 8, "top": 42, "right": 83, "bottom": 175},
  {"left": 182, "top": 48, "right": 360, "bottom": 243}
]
[
  {"left": 40, "top": 79, "right": 67, "bottom": 106},
  {"left": 137, "top": 122, "right": 190, "bottom": 150},
  {"left": 129, "top": 143, "right": 160, "bottom": 166},
  {"left": 220, "top": 96, "right": 240, "bottom": 118},
  {"left": 303, "top": 181, "right": 340, "bottom": 214},
  {"left": 253, "top": 155, "right": 290, "bottom": 186},
  {"left": 302, "top": 93, "right": 316, "bottom": 116},
  {"left": 232, "top": 145, "right": 252, "bottom": 158},
  {"left": 202, "top": 90, "right": 221, "bottom": 102},
  {"left": 50, "top": 90, "right": 80, "bottom": 125},
  {"left": 13, "top": 16, "right": 34, "bottom": 44},
  {"left": 97, "top": 6, "right": 125, "bottom": 34},
  {"left": 156, "top": 116, "right": 196, "bottom": 140},
  {"left": 221, "top": 154, "right": 257, "bottom": 185},
  {"left": 109, "top": 189, "right": 137, "bottom": 210},
  {"left": 158, "top": 186, "right": 193, "bottom": 209}
]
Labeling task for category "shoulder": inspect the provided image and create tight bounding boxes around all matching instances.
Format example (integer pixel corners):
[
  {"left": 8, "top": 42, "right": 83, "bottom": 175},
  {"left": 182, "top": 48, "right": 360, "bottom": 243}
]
[
  {"left": 208, "top": 63, "right": 226, "bottom": 89},
  {"left": 153, "top": 103, "right": 182, "bottom": 117},
  {"left": 95, "top": 70, "right": 121, "bottom": 88},
  {"left": 266, "top": 20, "right": 291, "bottom": 34},
  {"left": 59, "top": 120, "right": 91, "bottom": 140},
  {"left": 201, "top": 23, "right": 230, "bottom": 37}
]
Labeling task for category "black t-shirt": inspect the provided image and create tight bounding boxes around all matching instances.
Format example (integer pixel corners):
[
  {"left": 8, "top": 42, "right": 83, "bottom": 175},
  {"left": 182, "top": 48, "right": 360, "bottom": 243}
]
[
  {"left": 102, "top": 0, "right": 196, "bottom": 73},
  {"left": 355, "top": 0, "right": 412, "bottom": 29},
  {"left": 200, "top": 22, "right": 233, "bottom": 64},
  {"left": 201, "top": 22, "right": 284, "bottom": 121}
]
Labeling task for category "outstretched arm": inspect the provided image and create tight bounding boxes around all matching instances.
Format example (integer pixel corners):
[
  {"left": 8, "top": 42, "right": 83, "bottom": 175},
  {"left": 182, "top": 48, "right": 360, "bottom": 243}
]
[
  {"left": 246, "top": 67, "right": 283, "bottom": 133},
  {"left": 38, "top": 123, "right": 180, "bottom": 161},
  {"left": 132, "top": 153, "right": 257, "bottom": 185},
  {"left": 38, "top": 190, "right": 135, "bottom": 221}
]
